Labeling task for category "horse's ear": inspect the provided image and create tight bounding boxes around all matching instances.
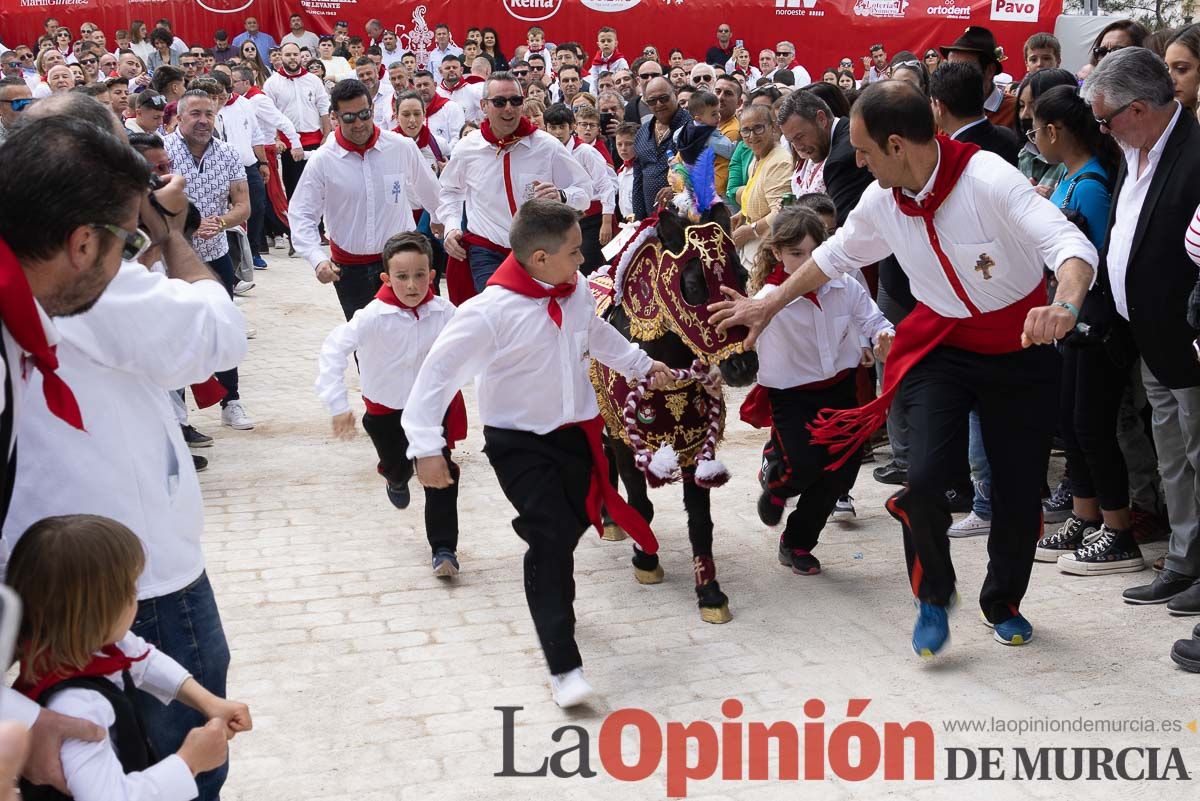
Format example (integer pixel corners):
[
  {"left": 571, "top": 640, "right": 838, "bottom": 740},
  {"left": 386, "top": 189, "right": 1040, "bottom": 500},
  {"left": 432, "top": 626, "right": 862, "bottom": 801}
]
[
  {"left": 704, "top": 203, "right": 733, "bottom": 234},
  {"left": 656, "top": 207, "right": 687, "bottom": 253}
]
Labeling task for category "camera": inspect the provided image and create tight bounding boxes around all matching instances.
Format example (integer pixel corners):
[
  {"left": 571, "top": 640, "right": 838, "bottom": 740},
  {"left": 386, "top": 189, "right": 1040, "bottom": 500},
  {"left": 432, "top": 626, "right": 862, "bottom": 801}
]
[{"left": 146, "top": 171, "right": 201, "bottom": 240}]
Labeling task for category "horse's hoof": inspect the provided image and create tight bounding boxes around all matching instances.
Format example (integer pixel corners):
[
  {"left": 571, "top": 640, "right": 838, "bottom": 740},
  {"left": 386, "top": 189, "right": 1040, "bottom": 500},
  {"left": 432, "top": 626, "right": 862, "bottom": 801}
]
[
  {"left": 699, "top": 603, "right": 732, "bottom": 624},
  {"left": 634, "top": 564, "right": 665, "bottom": 584},
  {"left": 602, "top": 522, "right": 628, "bottom": 541}
]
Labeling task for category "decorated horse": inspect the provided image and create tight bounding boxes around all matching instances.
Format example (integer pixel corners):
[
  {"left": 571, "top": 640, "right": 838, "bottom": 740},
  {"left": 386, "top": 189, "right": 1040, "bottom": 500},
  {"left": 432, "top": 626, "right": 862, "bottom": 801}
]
[{"left": 588, "top": 192, "right": 758, "bottom": 625}]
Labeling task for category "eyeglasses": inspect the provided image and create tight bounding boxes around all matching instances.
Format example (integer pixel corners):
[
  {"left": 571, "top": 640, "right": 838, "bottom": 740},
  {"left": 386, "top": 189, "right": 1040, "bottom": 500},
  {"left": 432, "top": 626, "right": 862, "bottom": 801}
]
[
  {"left": 742, "top": 122, "right": 769, "bottom": 136},
  {"left": 487, "top": 95, "right": 525, "bottom": 107},
  {"left": 693, "top": 74, "right": 713, "bottom": 82},
  {"left": 79, "top": 57, "right": 97, "bottom": 66},
  {"left": 644, "top": 93, "right": 672, "bottom": 106},
  {"left": 1094, "top": 100, "right": 1134, "bottom": 129},
  {"left": 93, "top": 224, "right": 151, "bottom": 261},
  {"left": 1, "top": 98, "right": 35, "bottom": 112},
  {"left": 718, "top": 28, "right": 731, "bottom": 34},
  {"left": 639, "top": 71, "right": 662, "bottom": 80},
  {"left": 1025, "top": 125, "right": 1044, "bottom": 143},
  {"left": 512, "top": 69, "right": 529, "bottom": 77},
  {"left": 1091, "top": 45, "right": 1125, "bottom": 60},
  {"left": 338, "top": 109, "right": 373, "bottom": 122}
]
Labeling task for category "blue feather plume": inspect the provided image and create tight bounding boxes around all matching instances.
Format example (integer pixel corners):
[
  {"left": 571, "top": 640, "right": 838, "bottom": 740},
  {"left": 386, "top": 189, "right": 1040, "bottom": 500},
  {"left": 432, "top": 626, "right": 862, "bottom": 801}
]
[{"left": 691, "top": 148, "right": 717, "bottom": 213}]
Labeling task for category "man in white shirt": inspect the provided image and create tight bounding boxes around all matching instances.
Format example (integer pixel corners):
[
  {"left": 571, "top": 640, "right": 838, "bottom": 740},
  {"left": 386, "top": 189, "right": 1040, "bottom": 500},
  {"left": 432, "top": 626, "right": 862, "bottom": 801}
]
[
  {"left": 773, "top": 41, "right": 811, "bottom": 87},
  {"left": 263, "top": 42, "right": 331, "bottom": 197},
  {"left": 379, "top": 29, "right": 405, "bottom": 68},
  {"left": 427, "top": 22, "right": 462, "bottom": 76},
  {"left": 354, "top": 56, "right": 394, "bottom": 129},
  {"left": 210, "top": 72, "right": 272, "bottom": 270},
  {"left": 543, "top": 103, "right": 615, "bottom": 273},
  {"left": 414, "top": 69, "right": 464, "bottom": 150},
  {"left": 438, "top": 71, "right": 592, "bottom": 291},
  {"left": 280, "top": 13, "right": 319, "bottom": 55},
  {"left": 437, "top": 54, "right": 483, "bottom": 124},
  {"left": 290, "top": 79, "right": 443, "bottom": 321},
  {"left": 712, "top": 81, "right": 1097, "bottom": 659}
]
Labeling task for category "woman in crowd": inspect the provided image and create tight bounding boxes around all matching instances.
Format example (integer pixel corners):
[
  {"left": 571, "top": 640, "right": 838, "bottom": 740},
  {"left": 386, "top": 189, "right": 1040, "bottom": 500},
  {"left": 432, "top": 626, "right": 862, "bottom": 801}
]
[
  {"left": 481, "top": 28, "right": 508, "bottom": 71},
  {"left": 128, "top": 20, "right": 154, "bottom": 62},
  {"left": 890, "top": 52, "right": 929, "bottom": 95},
  {"left": 668, "top": 48, "right": 685, "bottom": 69},
  {"left": 1165, "top": 25, "right": 1200, "bottom": 113},
  {"left": 821, "top": 68, "right": 839, "bottom": 85},
  {"left": 1089, "top": 19, "right": 1149, "bottom": 65},
  {"left": 1013, "top": 68, "right": 1078, "bottom": 193},
  {"left": 733, "top": 48, "right": 762, "bottom": 84},
  {"left": 146, "top": 28, "right": 177, "bottom": 73},
  {"left": 52, "top": 27, "right": 73, "bottom": 60},
  {"left": 523, "top": 98, "right": 546, "bottom": 129},
  {"left": 308, "top": 59, "right": 333, "bottom": 92},
  {"left": 836, "top": 69, "right": 856, "bottom": 94},
  {"left": 730, "top": 102, "right": 791, "bottom": 264},
  {"left": 923, "top": 48, "right": 941, "bottom": 75}
]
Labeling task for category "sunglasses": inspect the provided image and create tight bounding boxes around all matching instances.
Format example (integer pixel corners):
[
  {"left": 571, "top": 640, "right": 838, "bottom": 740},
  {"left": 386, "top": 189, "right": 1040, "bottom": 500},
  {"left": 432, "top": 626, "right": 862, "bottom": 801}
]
[
  {"left": 3, "top": 62, "right": 21, "bottom": 70},
  {"left": 775, "top": 51, "right": 793, "bottom": 58},
  {"left": 1091, "top": 45, "right": 1125, "bottom": 59},
  {"left": 512, "top": 69, "right": 529, "bottom": 77},
  {"left": 925, "top": 51, "right": 938, "bottom": 58},
  {"left": 487, "top": 95, "right": 525, "bottom": 108},
  {"left": 93, "top": 224, "right": 151, "bottom": 261},
  {"left": 20, "top": 53, "right": 34, "bottom": 61},
  {"left": 338, "top": 109, "right": 373, "bottom": 122},
  {"left": 645, "top": 93, "right": 672, "bottom": 106},
  {"left": 1094, "top": 100, "right": 1134, "bottom": 129},
  {"left": 693, "top": 74, "right": 713, "bottom": 82},
  {"left": 639, "top": 71, "right": 662, "bottom": 80},
  {"left": 79, "top": 57, "right": 97, "bottom": 65},
  {"left": 1, "top": 98, "right": 35, "bottom": 112}
]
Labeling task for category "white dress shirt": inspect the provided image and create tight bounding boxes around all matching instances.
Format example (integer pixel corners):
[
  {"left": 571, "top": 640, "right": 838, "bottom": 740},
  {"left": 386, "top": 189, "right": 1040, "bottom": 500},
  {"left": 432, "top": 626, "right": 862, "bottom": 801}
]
[
  {"left": 244, "top": 88, "right": 298, "bottom": 148},
  {"left": 1186, "top": 201, "right": 1200, "bottom": 269},
  {"left": 380, "top": 45, "right": 406, "bottom": 68},
  {"left": 754, "top": 275, "right": 892, "bottom": 389},
  {"left": 569, "top": 138, "right": 617, "bottom": 214},
  {"left": 218, "top": 94, "right": 270, "bottom": 167},
  {"left": 316, "top": 295, "right": 456, "bottom": 416},
  {"left": 46, "top": 632, "right": 196, "bottom": 801},
  {"left": 403, "top": 274, "right": 653, "bottom": 457},
  {"left": 320, "top": 56, "right": 354, "bottom": 82},
  {"left": 4, "top": 262, "right": 246, "bottom": 600},
  {"left": 289, "top": 129, "right": 444, "bottom": 268},
  {"left": 813, "top": 147, "right": 1097, "bottom": 318},
  {"left": 1106, "top": 102, "right": 1182, "bottom": 320},
  {"left": 427, "top": 100, "right": 466, "bottom": 151},
  {"left": 371, "top": 83, "right": 395, "bottom": 129},
  {"left": 588, "top": 55, "right": 629, "bottom": 86},
  {"left": 436, "top": 128, "right": 592, "bottom": 247},
  {"left": 426, "top": 44, "right": 464, "bottom": 76},
  {"left": 617, "top": 164, "right": 635, "bottom": 221},
  {"left": 436, "top": 80, "right": 484, "bottom": 124},
  {"left": 262, "top": 71, "right": 330, "bottom": 135}
]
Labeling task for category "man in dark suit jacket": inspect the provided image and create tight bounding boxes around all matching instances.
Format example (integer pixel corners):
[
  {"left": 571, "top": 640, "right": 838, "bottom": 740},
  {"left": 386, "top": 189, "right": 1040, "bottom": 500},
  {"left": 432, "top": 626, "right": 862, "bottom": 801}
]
[
  {"left": 931, "top": 61, "right": 1020, "bottom": 166},
  {"left": 777, "top": 90, "right": 872, "bottom": 226},
  {"left": 1083, "top": 49, "right": 1200, "bottom": 637}
]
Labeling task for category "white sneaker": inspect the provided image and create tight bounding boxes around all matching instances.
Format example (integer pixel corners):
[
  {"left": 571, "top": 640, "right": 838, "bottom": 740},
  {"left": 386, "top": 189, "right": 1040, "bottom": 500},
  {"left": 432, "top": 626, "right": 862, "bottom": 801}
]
[
  {"left": 550, "top": 668, "right": 594, "bottom": 708},
  {"left": 272, "top": 236, "right": 286, "bottom": 249},
  {"left": 830, "top": 494, "right": 855, "bottom": 520},
  {"left": 221, "top": 401, "right": 255, "bottom": 430},
  {"left": 948, "top": 511, "right": 991, "bottom": 538},
  {"left": 233, "top": 280, "right": 255, "bottom": 296}
]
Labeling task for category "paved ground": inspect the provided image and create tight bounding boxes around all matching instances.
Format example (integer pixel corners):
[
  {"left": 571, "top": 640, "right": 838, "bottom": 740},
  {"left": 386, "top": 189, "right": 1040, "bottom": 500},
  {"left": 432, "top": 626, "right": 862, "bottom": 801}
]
[{"left": 196, "top": 251, "right": 1198, "bottom": 801}]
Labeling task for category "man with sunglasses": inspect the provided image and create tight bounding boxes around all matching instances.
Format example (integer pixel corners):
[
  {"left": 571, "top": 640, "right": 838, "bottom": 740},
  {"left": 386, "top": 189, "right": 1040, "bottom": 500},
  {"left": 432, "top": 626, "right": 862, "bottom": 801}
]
[
  {"left": 630, "top": 77, "right": 690, "bottom": 220},
  {"left": 290, "top": 78, "right": 443, "bottom": 320},
  {"left": 705, "top": 23, "right": 735, "bottom": 67},
  {"left": 0, "top": 77, "right": 32, "bottom": 144},
  {"left": 437, "top": 70, "right": 591, "bottom": 291},
  {"left": 525, "top": 52, "right": 549, "bottom": 89},
  {"left": 773, "top": 41, "right": 810, "bottom": 86},
  {"left": 623, "top": 57, "right": 662, "bottom": 124}
]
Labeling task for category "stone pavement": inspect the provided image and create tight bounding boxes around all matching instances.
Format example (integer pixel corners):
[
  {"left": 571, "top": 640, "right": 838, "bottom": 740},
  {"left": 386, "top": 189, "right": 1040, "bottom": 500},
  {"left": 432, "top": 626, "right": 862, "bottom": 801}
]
[{"left": 194, "top": 252, "right": 1198, "bottom": 801}]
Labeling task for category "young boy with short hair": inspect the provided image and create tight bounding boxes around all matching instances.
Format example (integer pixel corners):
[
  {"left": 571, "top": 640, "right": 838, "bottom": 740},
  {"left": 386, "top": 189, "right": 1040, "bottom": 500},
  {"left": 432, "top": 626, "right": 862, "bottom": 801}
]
[
  {"left": 526, "top": 26, "right": 555, "bottom": 57},
  {"left": 315, "top": 232, "right": 464, "bottom": 577},
  {"left": 403, "top": 200, "right": 671, "bottom": 707},
  {"left": 588, "top": 26, "right": 628, "bottom": 85},
  {"left": 614, "top": 122, "right": 639, "bottom": 222},
  {"left": 543, "top": 103, "right": 616, "bottom": 273}
]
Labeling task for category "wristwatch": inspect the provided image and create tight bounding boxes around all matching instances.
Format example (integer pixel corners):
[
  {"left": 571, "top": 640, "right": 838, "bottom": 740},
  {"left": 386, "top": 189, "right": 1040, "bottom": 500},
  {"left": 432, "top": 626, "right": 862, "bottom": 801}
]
[{"left": 557, "top": 189, "right": 567, "bottom": 203}]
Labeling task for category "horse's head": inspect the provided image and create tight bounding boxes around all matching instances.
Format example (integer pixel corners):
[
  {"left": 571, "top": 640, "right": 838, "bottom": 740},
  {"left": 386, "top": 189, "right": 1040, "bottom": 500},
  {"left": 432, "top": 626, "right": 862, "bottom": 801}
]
[{"left": 652, "top": 207, "right": 759, "bottom": 387}]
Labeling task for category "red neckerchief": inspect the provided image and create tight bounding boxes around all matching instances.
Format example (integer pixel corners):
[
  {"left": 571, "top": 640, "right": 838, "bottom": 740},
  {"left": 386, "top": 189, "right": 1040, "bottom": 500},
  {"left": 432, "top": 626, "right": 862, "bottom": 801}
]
[
  {"left": 461, "top": 74, "right": 485, "bottom": 85},
  {"left": 617, "top": 158, "right": 635, "bottom": 174},
  {"left": 16, "top": 644, "right": 149, "bottom": 702},
  {"left": 765, "top": 263, "right": 821, "bottom": 308},
  {"left": 275, "top": 67, "right": 306, "bottom": 80},
  {"left": 439, "top": 77, "right": 463, "bottom": 93},
  {"left": 0, "top": 237, "right": 84, "bottom": 430},
  {"left": 333, "top": 124, "right": 381, "bottom": 157},
  {"left": 590, "top": 49, "right": 626, "bottom": 68},
  {"left": 410, "top": 124, "right": 444, "bottom": 161},
  {"left": 480, "top": 117, "right": 535, "bottom": 152},
  {"left": 424, "top": 92, "right": 450, "bottom": 117},
  {"left": 486, "top": 253, "right": 576, "bottom": 328},
  {"left": 224, "top": 93, "right": 238, "bottom": 107},
  {"left": 243, "top": 86, "right": 263, "bottom": 99},
  {"left": 376, "top": 282, "right": 435, "bottom": 317}
]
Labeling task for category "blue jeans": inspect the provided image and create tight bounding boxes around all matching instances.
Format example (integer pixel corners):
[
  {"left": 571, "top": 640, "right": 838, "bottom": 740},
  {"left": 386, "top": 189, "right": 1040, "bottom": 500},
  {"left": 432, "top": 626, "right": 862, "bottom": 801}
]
[
  {"left": 244, "top": 166, "right": 267, "bottom": 254},
  {"left": 968, "top": 408, "right": 992, "bottom": 519},
  {"left": 131, "top": 572, "right": 231, "bottom": 801},
  {"left": 468, "top": 244, "right": 507, "bottom": 291}
]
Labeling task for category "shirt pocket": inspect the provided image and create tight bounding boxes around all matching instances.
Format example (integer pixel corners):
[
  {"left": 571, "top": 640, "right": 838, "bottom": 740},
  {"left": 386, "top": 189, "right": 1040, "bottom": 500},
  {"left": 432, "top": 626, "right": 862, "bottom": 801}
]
[
  {"left": 382, "top": 174, "right": 408, "bottom": 206},
  {"left": 573, "top": 330, "right": 590, "bottom": 364},
  {"left": 937, "top": 237, "right": 1002, "bottom": 285}
]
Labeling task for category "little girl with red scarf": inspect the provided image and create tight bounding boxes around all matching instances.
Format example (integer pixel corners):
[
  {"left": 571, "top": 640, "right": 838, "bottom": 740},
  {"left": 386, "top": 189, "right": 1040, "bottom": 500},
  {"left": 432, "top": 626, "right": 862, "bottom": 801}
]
[
  {"left": 739, "top": 207, "right": 893, "bottom": 576},
  {"left": 316, "top": 232, "right": 466, "bottom": 577},
  {"left": 9, "top": 515, "right": 251, "bottom": 800}
]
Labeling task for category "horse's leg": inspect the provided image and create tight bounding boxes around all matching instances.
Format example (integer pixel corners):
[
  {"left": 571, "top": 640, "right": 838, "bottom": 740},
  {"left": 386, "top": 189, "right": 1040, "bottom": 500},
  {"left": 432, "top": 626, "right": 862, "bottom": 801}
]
[
  {"left": 600, "top": 434, "right": 627, "bottom": 541},
  {"left": 612, "top": 438, "right": 663, "bottom": 584},
  {"left": 684, "top": 477, "right": 731, "bottom": 623}
]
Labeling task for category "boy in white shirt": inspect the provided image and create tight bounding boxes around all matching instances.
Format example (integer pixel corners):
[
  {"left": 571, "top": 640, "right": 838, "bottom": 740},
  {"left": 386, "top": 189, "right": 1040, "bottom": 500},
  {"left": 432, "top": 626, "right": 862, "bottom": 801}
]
[
  {"left": 403, "top": 200, "right": 671, "bottom": 707},
  {"left": 316, "top": 233, "right": 463, "bottom": 577}
]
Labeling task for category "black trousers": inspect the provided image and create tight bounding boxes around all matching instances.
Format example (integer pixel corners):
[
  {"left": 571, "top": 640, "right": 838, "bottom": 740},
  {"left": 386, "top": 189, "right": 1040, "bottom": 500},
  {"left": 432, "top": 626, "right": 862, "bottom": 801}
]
[
  {"left": 892, "top": 345, "right": 1059, "bottom": 624},
  {"left": 206, "top": 254, "right": 239, "bottom": 404},
  {"left": 332, "top": 259, "right": 383, "bottom": 322},
  {"left": 361, "top": 409, "right": 459, "bottom": 554},
  {"left": 579, "top": 212, "right": 604, "bottom": 276},
  {"left": 1059, "top": 338, "right": 1131, "bottom": 510},
  {"left": 763, "top": 372, "right": 860, "bottom": 551},
  {"left": 280, "top": 143, "right": 320, "bottom": 198},
  {"left": 484, "top": 425, "right": 592, "bottom": 675}
]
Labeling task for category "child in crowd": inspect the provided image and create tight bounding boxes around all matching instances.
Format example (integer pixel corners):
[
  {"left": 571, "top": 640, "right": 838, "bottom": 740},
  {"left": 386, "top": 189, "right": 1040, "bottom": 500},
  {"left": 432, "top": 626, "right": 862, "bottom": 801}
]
[
  {"left": 402, "top": 200, "right": 670, "bottom": 708},
  {"left": 614, "top": 122, "right": 639, "bottom": 222},
  {"left": 572, "top": 105, "right": 614, "bottom": 166},
  {"left": 522, "top": 98, "right": 545, "bottom": 129},
  {"left": 588, "top": 27, "right": 628, "bottom": 85},
  {"left": 672, "top": 91, "right": 736, "bottom": 174},
  {"left": 316, "top": 233, "right": 464, "bottom": 577},
  {"left": 543, "top": 103, "right": 616, "bottom": 273},
  {"left": 10, "top": 514, "right": 251, "bottom": 801},
  {"left": 740, "top": 208, "right": 893, "bottom": 575},
  {"left": 526, "top": 26, "right": 555, "bottom": 56}
]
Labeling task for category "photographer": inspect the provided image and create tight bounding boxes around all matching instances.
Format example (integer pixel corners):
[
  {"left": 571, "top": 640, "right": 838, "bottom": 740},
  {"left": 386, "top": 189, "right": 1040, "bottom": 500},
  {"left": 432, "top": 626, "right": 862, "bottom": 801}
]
[{"left": 4, "top": 93, "right": 246, "bottom": 801}]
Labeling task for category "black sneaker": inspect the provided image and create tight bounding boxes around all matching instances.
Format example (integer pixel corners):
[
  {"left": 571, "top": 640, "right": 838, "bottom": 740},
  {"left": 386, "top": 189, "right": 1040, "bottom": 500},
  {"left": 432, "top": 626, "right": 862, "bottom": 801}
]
[
  {"left": 1166, "top": 581, "right": 1200, "bottom": 616},
  {"left": 1122, "top": 569, "right": 1197, "bottom": 605},
  {"left": 785, "top": 547, "right": 821, "bottom": 576},
  {"left": 181, "top": 425, "right": 213, "bottom": 448},
  {"left": 872, "top": 460, "right": 908, "bottom": 485},
  {"left": 1057, "top": 525, "right": 1145, "bottom": 575},
  {"left": 386, "top": 481, "right": 411, "bottom": 509},
  {"left": 945, "top": 487, "right": 973, "bottom": 514},
  {"left": 1042, "top": 480, "right": 1073, "bottom": 524},
  {"left": 1170, "top": 638, "right": 1200, "bottom": 672},
  {"left": 757, "top": 491, "right": 785, "bottom": 527},
  {"left": 192, "top": 454, "right": 208, "bottom": 472},
  {"left": 1035, "top": 516, "right": 1099, "bottom": 562}
]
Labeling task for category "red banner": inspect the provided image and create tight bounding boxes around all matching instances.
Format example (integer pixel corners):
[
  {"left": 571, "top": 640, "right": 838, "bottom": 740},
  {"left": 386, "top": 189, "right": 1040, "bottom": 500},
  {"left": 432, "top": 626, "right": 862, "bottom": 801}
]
[{"left": 2, "top": 0, "right": 1061, "bottom": 80}]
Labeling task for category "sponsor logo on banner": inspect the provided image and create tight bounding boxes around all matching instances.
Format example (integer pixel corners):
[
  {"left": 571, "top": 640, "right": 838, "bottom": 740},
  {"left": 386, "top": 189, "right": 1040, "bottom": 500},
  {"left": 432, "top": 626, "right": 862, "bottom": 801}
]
[
  {"left": 852, "top": 0, "right": 909, "bottom": 18},
  {"left": 503, "top": 0, "right": 565, "bottom": 22},
  {"left": 581, "top": 0, "right": 642, "bottom": 12},
  {"left": 774, "top": 0, "right": 826, "bottom": 18},
  {"left": 927, "top": 0, "right": 971, "bottom": 19},
  {"left": 193, "top": 0, "right": 255, "bottom": 12},
  {"left": 990, "top": 0, "right": 1040, "bottom": 22}
]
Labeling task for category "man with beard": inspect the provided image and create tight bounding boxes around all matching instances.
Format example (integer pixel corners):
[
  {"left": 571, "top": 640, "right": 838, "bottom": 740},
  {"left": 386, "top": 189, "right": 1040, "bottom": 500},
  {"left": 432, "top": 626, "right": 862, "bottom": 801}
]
[
  {"left": 778, "top": 89, "right": 872, "bottom": 226},
  {"left": 263, "top": 42, "right": 330, "bottom": 196},
  {"left": 414, "top": 68, "right": 464, "bottom": 150},
  {"left": 437, "top": 54, "right": 483, "bottom": 124}
]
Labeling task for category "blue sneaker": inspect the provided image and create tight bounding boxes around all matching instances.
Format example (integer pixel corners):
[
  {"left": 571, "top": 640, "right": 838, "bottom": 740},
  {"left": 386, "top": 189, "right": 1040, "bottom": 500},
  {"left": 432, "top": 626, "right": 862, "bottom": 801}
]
[
  {"left": 984, "top": 613, "right": 1033, "bottom": 646},
  {"left": 252, "top": 255, "right": 268, "bottom": 270},
  {"left": 432, "top": 549, "right": 459, "bottom": 578},
  {"left": 386, "top": 481, "right": 410, "bottom": 509},
  {"left": 912, "top": 602, "right": 950, "bottom": 658}
]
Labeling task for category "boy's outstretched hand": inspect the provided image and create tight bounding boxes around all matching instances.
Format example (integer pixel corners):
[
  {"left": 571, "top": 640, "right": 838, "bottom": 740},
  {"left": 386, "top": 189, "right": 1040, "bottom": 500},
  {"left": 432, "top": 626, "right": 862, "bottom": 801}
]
[
  {"left": 647, "top": 361, "right": 674, "bottom": 390},
  {"left": 417, "top": 455, "right": 455, "bottom": 489}
]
